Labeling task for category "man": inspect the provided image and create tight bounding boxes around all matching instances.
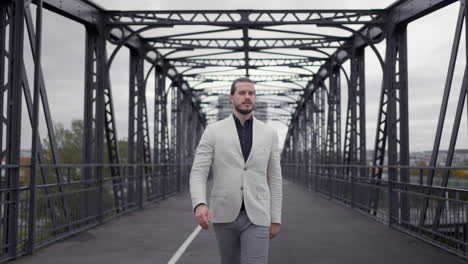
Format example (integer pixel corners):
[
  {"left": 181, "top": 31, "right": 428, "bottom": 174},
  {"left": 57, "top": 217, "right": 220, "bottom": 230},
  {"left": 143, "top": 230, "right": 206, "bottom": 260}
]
[{"left": 189, "top": 77, "right": 283, "bottom": 264}]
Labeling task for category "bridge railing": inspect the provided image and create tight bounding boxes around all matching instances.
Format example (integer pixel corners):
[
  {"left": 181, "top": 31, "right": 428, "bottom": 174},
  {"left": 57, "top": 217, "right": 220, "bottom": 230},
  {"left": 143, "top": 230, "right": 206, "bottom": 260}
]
[
  {"left": 282, "top": 163, "right": 468, "bottom": 259},
  {"left": 0, "top": 162, "right": 192, "bottom": 262}
]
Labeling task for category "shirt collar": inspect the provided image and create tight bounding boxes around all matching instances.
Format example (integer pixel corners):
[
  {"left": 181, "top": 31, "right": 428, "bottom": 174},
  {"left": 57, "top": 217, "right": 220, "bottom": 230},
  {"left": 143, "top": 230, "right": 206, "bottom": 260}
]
[{"left": 233, "top": 113, "right": 253, "bottom": 126}]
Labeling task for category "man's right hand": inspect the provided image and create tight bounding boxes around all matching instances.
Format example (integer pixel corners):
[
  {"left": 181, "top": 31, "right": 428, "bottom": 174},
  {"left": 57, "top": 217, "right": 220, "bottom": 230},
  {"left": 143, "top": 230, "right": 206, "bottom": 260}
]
[{"left": 194, "top": 204, "right": 211, "bottom": 229}]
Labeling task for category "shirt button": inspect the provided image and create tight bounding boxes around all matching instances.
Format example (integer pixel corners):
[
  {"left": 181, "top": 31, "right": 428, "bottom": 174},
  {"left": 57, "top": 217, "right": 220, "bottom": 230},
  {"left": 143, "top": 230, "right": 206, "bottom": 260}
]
[
  {"left": 243, "top": 167, "right": 247, "bottom": 171},
  {"left": 241, "top": 187, "right": 243, "bottom": 190}
]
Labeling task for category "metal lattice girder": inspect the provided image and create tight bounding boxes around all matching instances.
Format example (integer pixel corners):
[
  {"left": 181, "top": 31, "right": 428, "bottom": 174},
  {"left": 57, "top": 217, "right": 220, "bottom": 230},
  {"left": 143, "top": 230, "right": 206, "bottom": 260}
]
[
  {"left": 154, "top": 62, "right": 170, "bottom": 199},
  {"left": 168, "top": 58, "right": 325, "bottom": 68},
  {"left": 106, "top": 10, "right": 384, "bottom": 26},
  {"left": 1, "top": 1, "right": 22, "bottom": 259},
  {"left": 343, "top": 47, "right": 366, "bottom": 175},
  {"left": 83, "top": 26, "right": 125, "bottom": 218},
  {"left": 199, "top": 88, "right": 302, "bottom": 96},
  {"left": 147, "top": 38, "right": 345, "bottom": 50},
  {"left": 153, "top": 63, "right": 165, "bottom": 199},
  {"left": 171, "top": 85, "right": 179, "bottom": 192},
  {"left": 0, "top": 0, "right": 25, "bottom": 257},
  {"left": 184, "top": 74, "right": 314, "bottom": 82},
  {"left": 325, "top": 64, "right": 341, "bottom": 165},
  {"left": 369, "top": 24, "right": 409, "bottom": 223},
  {"left": 102, "top": 52, "right": 126, "bottom": 212},
  {"left": 129, "top": 49, "right": 149, "bottom": 208}
]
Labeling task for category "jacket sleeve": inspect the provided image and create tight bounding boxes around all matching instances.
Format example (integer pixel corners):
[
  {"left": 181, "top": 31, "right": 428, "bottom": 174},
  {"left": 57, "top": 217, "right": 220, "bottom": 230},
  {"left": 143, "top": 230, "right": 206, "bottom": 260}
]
[
  {"left": 267, "top": 130, "right": 283, "bottom": 224},
  {"left": 189, "top": 125, "right": 215, "bottom": 212}
]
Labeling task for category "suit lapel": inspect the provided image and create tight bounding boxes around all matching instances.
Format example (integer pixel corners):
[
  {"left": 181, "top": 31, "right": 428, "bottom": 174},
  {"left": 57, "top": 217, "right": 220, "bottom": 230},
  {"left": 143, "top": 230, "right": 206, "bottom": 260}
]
[
  {"left": 245, "top": 116, "right": 260, "bottom": 165},
  {"left": 227, "top": 115, "right": 243, "bottom": 159}
]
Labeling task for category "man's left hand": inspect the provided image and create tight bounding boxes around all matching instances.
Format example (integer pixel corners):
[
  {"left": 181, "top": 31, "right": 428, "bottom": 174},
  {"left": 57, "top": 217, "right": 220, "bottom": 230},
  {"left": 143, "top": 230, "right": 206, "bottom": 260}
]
[{"left": 270, "top": 223, "right": 280, "bottom": 239}]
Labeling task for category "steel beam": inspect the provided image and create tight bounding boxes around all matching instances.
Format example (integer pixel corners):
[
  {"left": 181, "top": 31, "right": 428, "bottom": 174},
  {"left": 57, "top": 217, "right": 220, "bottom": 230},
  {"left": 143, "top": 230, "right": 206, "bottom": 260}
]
[
  {"left": 184, "top": 74, "right": 314, "bottom": 82},
  {"left": 106, "top": 9, "right": 384, "bottom": 26},
  {"left": 4, "top": 0, "right": 24, "bottom": 258}
]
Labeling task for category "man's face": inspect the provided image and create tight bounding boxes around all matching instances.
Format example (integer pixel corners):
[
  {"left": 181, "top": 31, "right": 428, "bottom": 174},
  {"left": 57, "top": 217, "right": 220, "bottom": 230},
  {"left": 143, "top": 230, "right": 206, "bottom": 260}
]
[{"left": 230, "top": 82, "right": 256, "bottom": 115}]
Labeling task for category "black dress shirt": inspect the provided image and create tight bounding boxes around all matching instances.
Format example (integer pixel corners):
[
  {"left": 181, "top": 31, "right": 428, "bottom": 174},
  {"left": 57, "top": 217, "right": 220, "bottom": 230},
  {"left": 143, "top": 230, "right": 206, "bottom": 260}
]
[
  {"left": 233, "top": 114, "right": 253, "bottom": 162},
  {"left": 233, "top": 114, "right": 253, "bottom": 211}
]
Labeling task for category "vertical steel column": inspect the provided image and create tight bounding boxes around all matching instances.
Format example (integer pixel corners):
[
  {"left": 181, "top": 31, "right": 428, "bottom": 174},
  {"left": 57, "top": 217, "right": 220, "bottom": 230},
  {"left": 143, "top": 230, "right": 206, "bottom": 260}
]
[
  {"left": 0, "top": 3, "right": 8, "bottom": 257},
  {"left": 94, "top": 23, "right": 106, "bottom": 223},
  {"left": 102, "top": 50, "right": 125, "bottom": 212},
  {"left": 302, "top": 94, "right": 308, "bottom": 189},
  {"left": 171, "top": 83, "right": 178, "bottom": 193},
  {"left": 82, "top": 26, "right": 98, "bottom": 221},
  {"left": 373, "top": 23, "right": 409, "bottom": 226},
  {"left": 129, "top": 48, "right": 146, "bottom": 209},
  {"left": 141, "top": 91, "right": 153, "bottom": 200},
  {"left": 299, "top": 106, "right": 306, "bottom": 185},
  {"left": 398, "top": 24, "right": 410, "bottom": 226},
  {"left": 292, "top": 125, "right": 298, "bottom": 183},
  {"left": 385, "top": 26, "right": 399, "bottom": 226},
  {"left": 314, "top": 82, "right": 326, "bottom": 195},
  {"left": 27, "top": 0, "right": 43, "bottom": 254},
  {"left": 136, "top": 52, "right": 145, "bottom": 209},
  {"left": 307, "top": 88, "right": 315, "bottom": 191},
  {"left": 83, "top": 24, "right": 106, "bottom": 222},
  {"left": 326, "top": 64, "right": 342, "bottom": 199},
  {"left": 345, "top": 47, "right": 366, "bottom": 207},
  {"left": 4, "top": 0, "right": 24, "bottom": 258},
  {"left": 154, "top": 61, "right": 168, "bottom": 199}
]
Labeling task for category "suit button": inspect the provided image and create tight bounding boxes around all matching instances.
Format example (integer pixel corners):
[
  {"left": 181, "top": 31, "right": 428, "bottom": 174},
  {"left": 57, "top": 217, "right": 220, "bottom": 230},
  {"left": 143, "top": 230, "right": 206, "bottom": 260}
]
[{"left": 243, "top": 167, "right": 247, "bottom": 171}]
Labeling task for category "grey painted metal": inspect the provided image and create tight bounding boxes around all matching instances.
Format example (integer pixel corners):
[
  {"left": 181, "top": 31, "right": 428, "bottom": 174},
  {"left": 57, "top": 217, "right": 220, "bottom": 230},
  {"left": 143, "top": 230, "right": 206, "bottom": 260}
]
[
  {"left": 27, "top": 0, "right": 43, "bottom": 253},
  {"left": 24, "top": 3, "right": 71, "bottom": 233},
  {"left": 0, "top": 4, "right": 8, "bottom": 259},
  {"left": 419, "top": 1, "right": 465, "bottom": 227},
  {"left": 5, "top": 0, "right": 25, "bottom": 259},
  {"left": 94, "top": 22, "right": 106, "bottom": 224},
  {"left": 168, "top": 58, "right": 325, "bottom": 68},
  {"left": 184, "top": 74, "right": 314, "bottom": 83},
  {"left": 147, "top": 37, "right": 344, "bottom": 50},
  {"left": 82, "top": 26, "right": 99, "bottom": 222},
  {"left": 344, "top": 47, "right": 366, "bottom": 207},
  {"left": 105, "top": 9, "right": 384, "bottom": 26}
]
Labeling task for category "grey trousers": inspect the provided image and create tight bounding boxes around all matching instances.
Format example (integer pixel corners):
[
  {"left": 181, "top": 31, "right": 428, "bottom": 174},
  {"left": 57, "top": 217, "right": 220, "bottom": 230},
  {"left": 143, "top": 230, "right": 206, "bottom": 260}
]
[{"left": 213, "top": 210, "right": 270, "bottom": 264}]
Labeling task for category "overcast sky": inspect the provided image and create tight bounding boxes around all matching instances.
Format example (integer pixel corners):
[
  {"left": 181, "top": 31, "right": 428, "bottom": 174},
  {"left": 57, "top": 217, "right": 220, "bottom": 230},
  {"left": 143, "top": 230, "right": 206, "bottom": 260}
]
[{"left": 19, "top": 0, "right": 468, "bottom": 155}]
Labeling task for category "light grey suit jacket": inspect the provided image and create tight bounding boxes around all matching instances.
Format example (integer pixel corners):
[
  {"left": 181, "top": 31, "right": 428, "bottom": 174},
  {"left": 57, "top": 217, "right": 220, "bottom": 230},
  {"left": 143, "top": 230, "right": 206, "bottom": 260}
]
[{"left": 189, "top": 114, "right": 282, "bottom": 227}]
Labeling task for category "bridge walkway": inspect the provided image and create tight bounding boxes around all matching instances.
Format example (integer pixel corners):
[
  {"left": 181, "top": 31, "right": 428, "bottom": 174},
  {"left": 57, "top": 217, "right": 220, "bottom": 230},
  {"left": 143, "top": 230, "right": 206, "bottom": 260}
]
[{"left": 11, "top": 180, "right": 464, "bottom": 264}]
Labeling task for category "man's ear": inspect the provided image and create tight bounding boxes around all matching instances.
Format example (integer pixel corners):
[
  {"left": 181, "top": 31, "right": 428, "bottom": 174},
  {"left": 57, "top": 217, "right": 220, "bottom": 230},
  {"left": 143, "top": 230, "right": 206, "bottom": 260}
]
[{"left": 229, "top": 95, "right": 233, "bottom": 104}]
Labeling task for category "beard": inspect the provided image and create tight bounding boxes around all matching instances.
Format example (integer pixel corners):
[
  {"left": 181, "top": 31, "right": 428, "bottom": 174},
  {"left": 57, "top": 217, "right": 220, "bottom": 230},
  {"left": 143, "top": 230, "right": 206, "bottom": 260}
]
[{"left": 234, "top": 103, "right": 254, "bottom": 115}]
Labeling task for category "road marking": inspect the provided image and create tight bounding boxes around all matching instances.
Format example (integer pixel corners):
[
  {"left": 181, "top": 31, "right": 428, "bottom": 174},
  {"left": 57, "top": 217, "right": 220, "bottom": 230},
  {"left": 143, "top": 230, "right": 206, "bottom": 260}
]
[{"left": 167, "top": 225, "right": 202, "bottom": 264}]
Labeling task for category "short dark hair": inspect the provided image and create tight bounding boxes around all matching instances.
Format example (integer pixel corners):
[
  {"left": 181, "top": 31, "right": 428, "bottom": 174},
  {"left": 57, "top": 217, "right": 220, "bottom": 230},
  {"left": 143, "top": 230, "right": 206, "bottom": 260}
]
[{"left": 230, "top": 77, "right": 254, "bottom": 95}]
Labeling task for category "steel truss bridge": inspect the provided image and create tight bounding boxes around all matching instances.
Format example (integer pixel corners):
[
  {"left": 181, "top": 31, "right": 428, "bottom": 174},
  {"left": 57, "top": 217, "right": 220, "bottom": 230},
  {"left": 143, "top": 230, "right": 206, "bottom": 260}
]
[{"left": 1, "top": 0, "right": 468, "bottom": 261}]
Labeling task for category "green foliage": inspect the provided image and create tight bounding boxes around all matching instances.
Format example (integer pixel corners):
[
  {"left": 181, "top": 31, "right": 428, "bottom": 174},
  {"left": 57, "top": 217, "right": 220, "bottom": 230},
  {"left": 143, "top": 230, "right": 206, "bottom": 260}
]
[
  {"left": 35, "top": 120, "right": 129, "bottom": 230},
  {"left": 41, "top": 119, "right": 128, "bottom": 164},
  {"left": 41, "top": 119, "right": 83, "bottom": 164}
]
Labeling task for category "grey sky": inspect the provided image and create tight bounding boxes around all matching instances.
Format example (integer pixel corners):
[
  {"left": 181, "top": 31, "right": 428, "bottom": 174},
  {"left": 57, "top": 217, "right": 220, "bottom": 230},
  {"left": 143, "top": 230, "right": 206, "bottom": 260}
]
[{"left": 20, "top": 0, "right": 468, "bottom": 153}]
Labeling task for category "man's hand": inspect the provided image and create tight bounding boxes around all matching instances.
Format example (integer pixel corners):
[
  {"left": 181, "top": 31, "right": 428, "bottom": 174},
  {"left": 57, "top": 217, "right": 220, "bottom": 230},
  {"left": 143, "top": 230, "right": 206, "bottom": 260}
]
[
  {"left": 194, "top": 204, "right": 211, "bottom": 229},
  {"left": 270, "top": 223, "right": 280, "bottom": 239}
]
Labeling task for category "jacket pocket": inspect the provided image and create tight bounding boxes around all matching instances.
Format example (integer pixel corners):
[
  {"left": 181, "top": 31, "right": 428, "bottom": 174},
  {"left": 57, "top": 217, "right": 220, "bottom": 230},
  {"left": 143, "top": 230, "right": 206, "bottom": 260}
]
[
  {"left": 211, "top": 189, "right": 227, "bottom": 197},
  {"left": 257, "top": 191, "right": 270, "bottom": 200}
]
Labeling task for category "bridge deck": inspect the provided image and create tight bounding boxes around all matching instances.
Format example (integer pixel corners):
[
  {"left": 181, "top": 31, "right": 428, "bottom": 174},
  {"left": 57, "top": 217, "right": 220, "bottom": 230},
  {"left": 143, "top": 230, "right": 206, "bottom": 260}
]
[{"left": 12, "top": 180, "right": 465, "bottom": 264}]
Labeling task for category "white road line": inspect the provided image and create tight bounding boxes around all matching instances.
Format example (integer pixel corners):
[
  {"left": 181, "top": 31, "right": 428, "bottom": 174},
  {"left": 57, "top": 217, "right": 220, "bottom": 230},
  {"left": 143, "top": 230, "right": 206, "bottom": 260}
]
[{"left": 167, "top": 225, "right": 202, "bottom": 264}]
